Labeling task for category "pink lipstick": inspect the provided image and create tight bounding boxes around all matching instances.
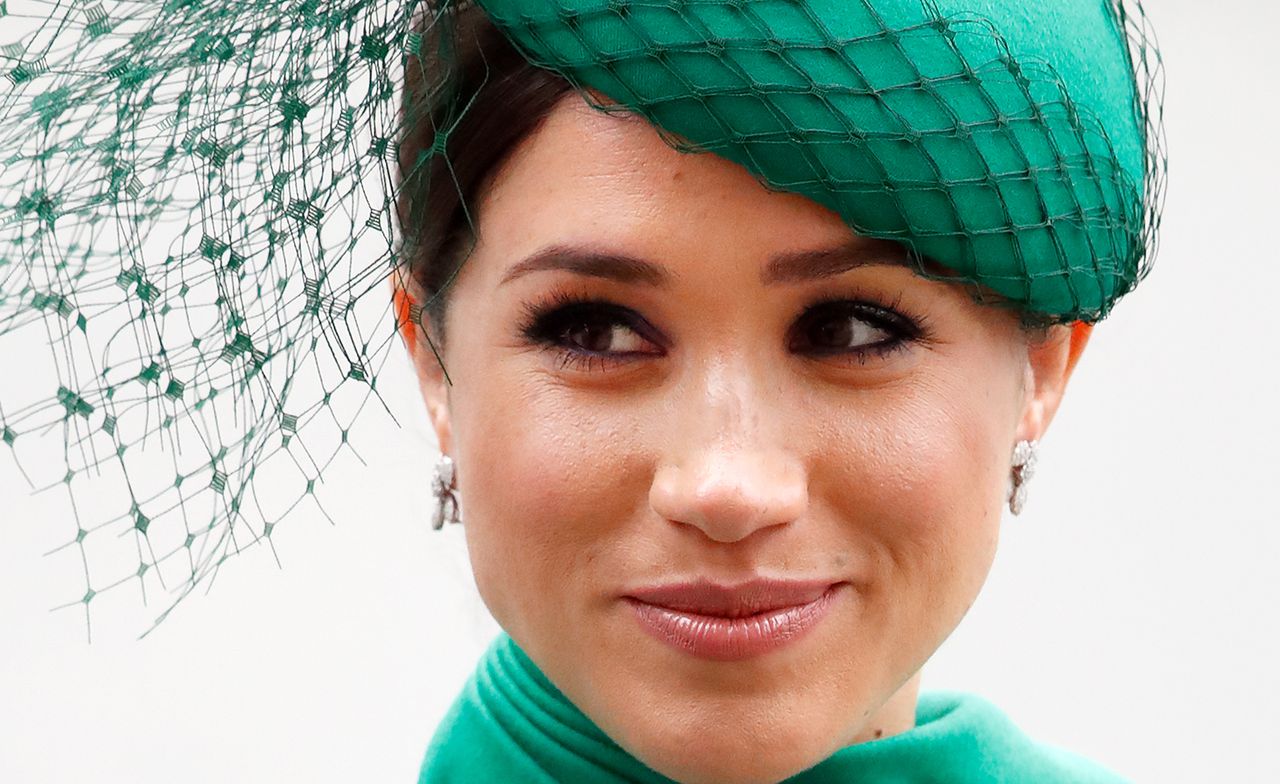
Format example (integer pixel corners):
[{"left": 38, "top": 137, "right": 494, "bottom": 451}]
[{"left": 622, "top": 578, "right": 841, "bottom": 661}]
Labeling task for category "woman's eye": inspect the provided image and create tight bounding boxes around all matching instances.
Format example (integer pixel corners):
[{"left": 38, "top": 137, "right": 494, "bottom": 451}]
[
  {"left": 790, "top": 300, "right": 921, "bottom": 360},
  {"left": 558, "top": 310, "right": 650, "bottom": 354},
  {"left": 520, "top": 299, "right": 661, "bottom": 372},
  {"left": 520, "top": 295, "right": 924, "bottom": 373},
  {"left": 804, "top": 312, "right": 892, "bottom": 351}
]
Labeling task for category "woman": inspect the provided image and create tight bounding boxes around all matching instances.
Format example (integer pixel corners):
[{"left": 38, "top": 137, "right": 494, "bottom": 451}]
[
  {"left": 391, "top": 1, "right": 1162, "bottom": 782},
  {"left": 0, "top": 0, "right": 1162, "bottom": 780}
]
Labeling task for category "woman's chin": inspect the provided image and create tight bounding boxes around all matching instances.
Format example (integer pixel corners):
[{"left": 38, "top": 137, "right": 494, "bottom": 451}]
[
  {"left": 621, "top": 729, "right": 832, "bottom": 784},
  {"left": 587, "top": 665, "right": 845, "bottom": 784}
]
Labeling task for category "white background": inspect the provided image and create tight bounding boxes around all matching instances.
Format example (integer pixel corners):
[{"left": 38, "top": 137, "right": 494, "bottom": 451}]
[{"left": 2, "top": 0, "right": 1278, "bottom": 781}]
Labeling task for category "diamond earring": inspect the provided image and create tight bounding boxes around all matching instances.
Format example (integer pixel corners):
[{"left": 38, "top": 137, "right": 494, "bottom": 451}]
[
  {"left": 431, "top": 453, "right": 462, "bottom": 530},
  {"left": 1008, "top": 439, "right": 1039, "bottom": 516}
]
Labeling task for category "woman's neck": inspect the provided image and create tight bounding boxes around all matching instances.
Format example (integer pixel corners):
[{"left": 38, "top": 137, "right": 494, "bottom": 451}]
[{"left": 845, "top": 670, "right": 923, "bottom": 744}]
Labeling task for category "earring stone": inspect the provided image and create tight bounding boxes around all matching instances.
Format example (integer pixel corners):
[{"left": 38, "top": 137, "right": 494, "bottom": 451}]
[
  {"left": 1008, "top": 439, "right": 1039, "bottom": 516},
  {"left": 431, "top": 453, "right": 461, "bottom": 530}
]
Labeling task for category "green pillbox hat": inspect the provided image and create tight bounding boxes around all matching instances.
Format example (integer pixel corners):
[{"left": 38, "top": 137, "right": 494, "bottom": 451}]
[{"left": 478, "top": 0, "right": 1165, "bottom": 323}]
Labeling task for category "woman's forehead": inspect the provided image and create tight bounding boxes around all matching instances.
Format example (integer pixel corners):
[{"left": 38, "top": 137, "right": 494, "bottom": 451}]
[
  {"left": 478, "top": 94, "right": 860, "bottom": 264},
  {"left": 474, "top": 94, "right": 974, "bottom": 302}
]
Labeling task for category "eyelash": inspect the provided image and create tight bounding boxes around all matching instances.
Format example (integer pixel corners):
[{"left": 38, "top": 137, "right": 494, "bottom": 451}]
[{"left": 517, "top": 287, "right": 933, "bottom": 373}]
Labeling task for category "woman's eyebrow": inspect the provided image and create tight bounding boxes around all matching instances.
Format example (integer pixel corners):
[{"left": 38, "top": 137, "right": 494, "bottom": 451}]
[{"left": 498, "top": 238, "right": 915, "bottom": 289}]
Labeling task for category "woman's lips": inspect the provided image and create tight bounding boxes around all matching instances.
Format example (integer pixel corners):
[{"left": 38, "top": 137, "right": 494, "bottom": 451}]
[{"left": 623, "top": 580, "right": 842, "bottom": 661}]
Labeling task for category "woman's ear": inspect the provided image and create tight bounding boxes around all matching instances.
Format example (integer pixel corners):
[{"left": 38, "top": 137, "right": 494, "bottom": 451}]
[
  {"left": 1017, "top": 321, "right": 1093, "bottom": 442},
  {"left": 392, "top": 278, "right": 455, "bottom": 456}
]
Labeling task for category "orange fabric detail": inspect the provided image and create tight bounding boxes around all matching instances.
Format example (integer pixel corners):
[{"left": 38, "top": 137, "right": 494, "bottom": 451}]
[
  {"left": 393, "top": 285, "right": 419, "bottom": 358},
  {"left": 1066, "top": 321, "right": 1093, "bottom": 376}
]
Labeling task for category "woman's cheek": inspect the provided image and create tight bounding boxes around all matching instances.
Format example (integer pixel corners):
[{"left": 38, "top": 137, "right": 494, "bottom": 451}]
[
  {"left": 827, "top": 385, "right": 1005, "bottom": 639},
  {"left": 458, "top": 379, "right": 628, "bottom": 628}
]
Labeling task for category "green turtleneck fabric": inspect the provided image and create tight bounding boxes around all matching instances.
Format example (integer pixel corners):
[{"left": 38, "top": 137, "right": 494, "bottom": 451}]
[
  {"left": 414, "top": 630, "right": 1126, "bottom": 784},
  {"left": 418, "top": 632, "right": 1129, "bottom": 783}
]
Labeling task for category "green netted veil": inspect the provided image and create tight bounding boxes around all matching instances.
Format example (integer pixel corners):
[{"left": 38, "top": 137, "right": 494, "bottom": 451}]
[{"left": 0, "top": 0, "right": 1165, "bottom": 636}]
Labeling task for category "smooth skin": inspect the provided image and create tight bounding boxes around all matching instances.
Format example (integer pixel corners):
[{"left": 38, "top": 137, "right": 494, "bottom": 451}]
[{"left": 397, "top": 93, "right": 1091, "bottom": 784}]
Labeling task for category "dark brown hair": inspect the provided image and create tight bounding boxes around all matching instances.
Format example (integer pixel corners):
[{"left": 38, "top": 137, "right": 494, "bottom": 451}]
[{"left": 396, "top": 5, "right": 574, "bottom": 344}]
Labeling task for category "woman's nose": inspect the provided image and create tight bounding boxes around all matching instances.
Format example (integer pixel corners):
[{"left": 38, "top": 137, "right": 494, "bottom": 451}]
[
  {"left": 649, "top": 449, "right": 809, "bottom": 543},
  {"left": 647, "top": 361, "right": 808, "bottom": 543}
]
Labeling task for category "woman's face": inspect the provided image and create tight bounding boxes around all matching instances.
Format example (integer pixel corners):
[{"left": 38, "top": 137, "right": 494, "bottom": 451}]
[{"left": 410, "top": 93, "right": 1083, "bottom": 784}]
